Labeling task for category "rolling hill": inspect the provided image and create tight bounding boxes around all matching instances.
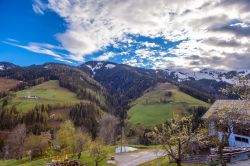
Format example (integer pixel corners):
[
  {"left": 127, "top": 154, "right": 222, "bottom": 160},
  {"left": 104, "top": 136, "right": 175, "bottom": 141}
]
[
  {"left": 0, "top": 63, "right": 112, "bottom": 112},
  {"left": 128, "top": 82, "right": 209, "bottom": 126},
  {"left": 0, "top": 80, "right": 81, "bottom": 112},
  {"left": 0, "top": 61, "right": 248, "bottom": 118}
]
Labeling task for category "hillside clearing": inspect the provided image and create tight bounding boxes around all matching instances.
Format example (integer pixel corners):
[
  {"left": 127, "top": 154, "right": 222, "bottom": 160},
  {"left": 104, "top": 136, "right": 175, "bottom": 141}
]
[
  {"left": 2, "top": 80, "right": 81, "bottom": 112},
  {"left": 0, "top": 78, "right": 20, "bottom": 92},
  {"left": 128, "top": 83, "right": 209, "bottom": 126}
]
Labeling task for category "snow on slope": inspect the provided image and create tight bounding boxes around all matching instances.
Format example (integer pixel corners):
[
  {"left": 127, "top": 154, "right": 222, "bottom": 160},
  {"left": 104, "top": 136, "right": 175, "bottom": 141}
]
[
  {"left": 0, "top": 65, "right": 4, "bottom": 70},
  {"left": 105, "top": 64, "right": 116, "bottom": 69},
  {"left": 86, "top": 62, "right": 104, "bottom": 77},
  {"left": 165, "top": 69, "right": 250, "bottom": 84},
  {"left": 85, "top": 62, "right": 116, "bottom": 77}
]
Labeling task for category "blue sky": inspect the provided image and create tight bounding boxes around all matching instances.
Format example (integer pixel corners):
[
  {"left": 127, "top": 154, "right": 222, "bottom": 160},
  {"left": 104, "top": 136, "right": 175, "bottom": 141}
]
[
  {"left": 1, "top": 0, "right": 250, "bottom": 70},
  {"left": 0, "top": 0, "right": 66, "bottom": 66}
]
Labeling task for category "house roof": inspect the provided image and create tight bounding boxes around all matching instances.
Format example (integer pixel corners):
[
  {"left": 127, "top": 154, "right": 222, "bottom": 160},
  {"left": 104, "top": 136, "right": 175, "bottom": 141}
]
[{"left": 202, "top": 100, "right": 250, "bottom": 119}]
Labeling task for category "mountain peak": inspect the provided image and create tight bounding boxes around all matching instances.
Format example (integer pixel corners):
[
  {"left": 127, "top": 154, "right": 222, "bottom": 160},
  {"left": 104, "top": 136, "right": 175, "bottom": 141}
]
[{"left": 0, "top": 62, "right": 19, "bottom": 70}]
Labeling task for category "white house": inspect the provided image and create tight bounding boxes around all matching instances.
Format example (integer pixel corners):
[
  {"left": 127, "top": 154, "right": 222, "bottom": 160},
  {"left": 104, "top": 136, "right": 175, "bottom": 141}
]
[
  {"left": 203, "top": 100, "right": 250, "bottom": 147},
  {"left": 25, "top": 95, "right": 39, "bottom": 99}
]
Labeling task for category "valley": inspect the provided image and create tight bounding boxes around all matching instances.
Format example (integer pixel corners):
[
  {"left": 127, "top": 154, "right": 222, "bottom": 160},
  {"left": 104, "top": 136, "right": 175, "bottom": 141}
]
[
  {"left": 2, "top": 1, "right": 250, "bottom": 165},
  {"left": 0, "top": 61, "right": 249, "bottom": 166}
]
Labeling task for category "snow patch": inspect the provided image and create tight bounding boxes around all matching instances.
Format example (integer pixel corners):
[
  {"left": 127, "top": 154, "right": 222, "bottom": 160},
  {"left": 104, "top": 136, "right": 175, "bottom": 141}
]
[
  {"left": 86, "top": 62, "right": 104, "bottom": 77},
  {"left": 105, "top": 64, "right": 116, "bottom": 69},
  {"left": 169, "top": 69, "right": 249, "bottom": 85},
  {"left": 115, "top": 146, "right": 138, "bottom": 153},
  {"left": 86, "top": 65, "right": 92, "bottom": 69},
  {"left": 237, "top": 70, "right": 250, "bottom": 77},
  {"left": 0, "top": 65, "right": 4, "bottom": 70}
]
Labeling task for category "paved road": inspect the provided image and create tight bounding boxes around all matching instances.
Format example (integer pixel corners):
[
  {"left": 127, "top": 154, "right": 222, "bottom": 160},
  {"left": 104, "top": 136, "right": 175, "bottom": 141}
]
[
  {"left": 228, "top": 160, "right": 250, "bottom": 166},
  {"left": 114, "top": 149, "right": 166, "bottom": 166}
]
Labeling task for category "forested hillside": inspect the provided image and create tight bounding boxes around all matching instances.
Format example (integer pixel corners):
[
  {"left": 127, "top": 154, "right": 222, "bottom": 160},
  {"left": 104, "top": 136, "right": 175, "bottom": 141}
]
[
  {"left": 80, "top": 61, "right": 163, "bottom": 117},
  {"left": 0, "top": 63, "right": 111, "bottom": 112},
  {"left": 0, "top": 63, "right": 114, "bottom": 136}
]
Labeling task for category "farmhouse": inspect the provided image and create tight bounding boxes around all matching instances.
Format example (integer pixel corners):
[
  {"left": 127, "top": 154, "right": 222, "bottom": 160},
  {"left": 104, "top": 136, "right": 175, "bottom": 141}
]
[
  {"left": 203, "top": 100, "right": 250, "bottom": 147},
  {"left": 25, "top": 95, "right": 39, "bottom": 99}
]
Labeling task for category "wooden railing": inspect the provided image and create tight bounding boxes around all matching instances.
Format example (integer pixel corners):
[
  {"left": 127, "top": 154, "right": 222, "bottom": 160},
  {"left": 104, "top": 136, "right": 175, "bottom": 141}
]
[{"left": 170, "top": 147, "right": 250, "bottom": 164}]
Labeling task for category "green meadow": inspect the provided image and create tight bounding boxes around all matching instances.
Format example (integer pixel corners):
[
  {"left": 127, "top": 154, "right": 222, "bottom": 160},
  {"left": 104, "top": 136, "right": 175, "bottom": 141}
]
[
  {"left": 3, "top": 80, "right": 81, "bottom": 112},
  {"left": 128, "top": 83, "right": 209, "bottom": 126}
]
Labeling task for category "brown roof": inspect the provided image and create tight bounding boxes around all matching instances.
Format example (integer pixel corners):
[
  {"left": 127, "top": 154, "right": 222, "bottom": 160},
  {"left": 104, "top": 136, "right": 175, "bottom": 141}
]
[{"left": 202, "top": 100, "right": 250, "bottom": 119}]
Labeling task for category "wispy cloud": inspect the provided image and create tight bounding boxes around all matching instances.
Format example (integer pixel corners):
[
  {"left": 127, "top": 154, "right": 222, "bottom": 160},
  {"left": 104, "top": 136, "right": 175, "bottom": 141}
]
[
  {"left": 3, "top": 40, "right": 73, "bottom": 64},
  {"left": 32, "top": 0, "right": 47, "bottom": 15}
]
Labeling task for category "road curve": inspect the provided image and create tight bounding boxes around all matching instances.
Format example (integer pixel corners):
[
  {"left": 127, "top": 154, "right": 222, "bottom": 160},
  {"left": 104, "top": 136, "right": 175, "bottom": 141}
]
[{"left": 114, "top": 149, "right": 166, "bottom": 166}]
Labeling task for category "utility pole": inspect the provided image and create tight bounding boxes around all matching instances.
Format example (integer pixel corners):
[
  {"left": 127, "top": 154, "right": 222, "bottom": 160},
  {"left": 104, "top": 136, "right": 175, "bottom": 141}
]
[{"left": 120, "top": 126, "right": 123, "bottom": 153}]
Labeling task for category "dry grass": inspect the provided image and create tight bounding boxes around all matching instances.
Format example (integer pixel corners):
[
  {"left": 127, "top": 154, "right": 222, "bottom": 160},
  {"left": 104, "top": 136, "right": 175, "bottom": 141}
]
[
  {"left": 48, "top": 108, "right": 70, "bottom": 129},
  {"left": 0, "top": 77, "right": 20, "bottom": 92}
]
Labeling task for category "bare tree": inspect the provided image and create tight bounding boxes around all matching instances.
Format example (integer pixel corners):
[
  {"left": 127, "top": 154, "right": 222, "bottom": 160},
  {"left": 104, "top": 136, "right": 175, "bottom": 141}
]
[
  {"left": 154, "top": 116, "right": 203, "bottom": 166},
  {"left": 4, "top": 124, "right": 27, "bottom": 159},
  {"left": 24, "top": 134, "right": 49, "bottom": 159},
  {"left": 74, "top": 128, "right": 90, "bottom": 159},
  {"left": 222, "top": 76, "right": 250, "bottom": 100},
  {"left": 99, "top": 114, "right": 119, "bottom": 145}
]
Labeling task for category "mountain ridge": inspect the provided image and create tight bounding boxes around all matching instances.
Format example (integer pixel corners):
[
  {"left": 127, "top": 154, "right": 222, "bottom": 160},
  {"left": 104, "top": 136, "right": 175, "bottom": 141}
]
[
  {"left": 1, "top": 61, "right": 249, "bottom": 85},
  {"left": 1, "top": 61, "right": 249, "bottom": 105}
]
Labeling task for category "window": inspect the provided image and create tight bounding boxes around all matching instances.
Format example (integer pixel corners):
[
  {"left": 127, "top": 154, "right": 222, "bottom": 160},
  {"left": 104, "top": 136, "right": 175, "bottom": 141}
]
[
  {"left": 234, "top": 127, "right": 250, "bottom": 137},
  {"left": 235, "top": 136, "right": 249, "bottom": 143}
]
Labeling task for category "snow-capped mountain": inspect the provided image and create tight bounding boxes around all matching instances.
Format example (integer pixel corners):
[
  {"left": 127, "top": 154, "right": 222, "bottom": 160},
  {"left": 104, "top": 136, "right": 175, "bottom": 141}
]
[
  {"left": 80, "top": 61, "right": 248, "bottom": 101},
  {"left": 81, "top": 61, "right": 250, "bottom": 85},
  {"left": 0, "top": 62, "right": 19, "bottom": 70},
  {"left": 158, "top": 68, "right": 250, "bottom": 85}
]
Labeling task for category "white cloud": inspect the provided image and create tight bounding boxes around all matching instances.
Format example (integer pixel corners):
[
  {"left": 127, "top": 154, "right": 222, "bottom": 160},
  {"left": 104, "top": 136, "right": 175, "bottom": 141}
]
[
  {"left": 29, "top": 0, "right": 250, "bottom": 69},
  {"left": 140, "top": 42, "right": 159, "bottom": 48},
  {"left": 94, "top": 52, "right": 115, "bottom": 61},
  {"left": 135, "top": 49, "right": 155, "bottom": 59}
]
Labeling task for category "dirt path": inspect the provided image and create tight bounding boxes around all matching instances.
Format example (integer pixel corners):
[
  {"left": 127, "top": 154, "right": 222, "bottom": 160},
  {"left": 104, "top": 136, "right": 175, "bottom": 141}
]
[{"left": 114, "top": 149, "right": 166, "bottom": 166}]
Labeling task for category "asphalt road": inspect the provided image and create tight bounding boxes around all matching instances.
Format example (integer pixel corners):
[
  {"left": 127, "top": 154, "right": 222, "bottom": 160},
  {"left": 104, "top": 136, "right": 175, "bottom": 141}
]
[
  {"left": 228, "top": 160, "right": 250, "bottom": 166},
  {"left": 114, "top": 149, "right": 166, "bottom": 166}
]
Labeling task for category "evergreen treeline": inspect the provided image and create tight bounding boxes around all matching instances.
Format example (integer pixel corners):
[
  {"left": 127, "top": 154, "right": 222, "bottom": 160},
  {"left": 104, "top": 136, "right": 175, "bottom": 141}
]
[
  {"left": 177, "top": 83, "right": 215, "bottom": 103},
  {"left": 0, "top": 106, "right": 20, "bottom": 130},
  {"left": 180, "top": 79, "right": 229, "bottom": 101},
  {"left": 24, "top": 105, "right": 49, "bottom": 134},
  {"left": 0, "top": 101, "right": 109, "bottom": 141},
  {"left": 0, "top": 105, "right": 48, "bottom": 133},
  {"left": 69, "top": 102, "right": 101, "bottom": 139}
]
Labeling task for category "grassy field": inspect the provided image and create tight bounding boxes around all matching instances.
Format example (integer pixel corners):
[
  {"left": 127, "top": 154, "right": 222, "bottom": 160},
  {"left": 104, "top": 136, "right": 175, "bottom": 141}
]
[
  {"left": 2, "top": 80, "right": 81, "bottom": 112},
  {"left": 0, "top": 78, "right": 20, "bottom": 92},
  {"left": 128, "top": 83, "right": 209, "bottom": 126},
  {"left": 0, "top": 146, "right": 116, "bottom": 166}
]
